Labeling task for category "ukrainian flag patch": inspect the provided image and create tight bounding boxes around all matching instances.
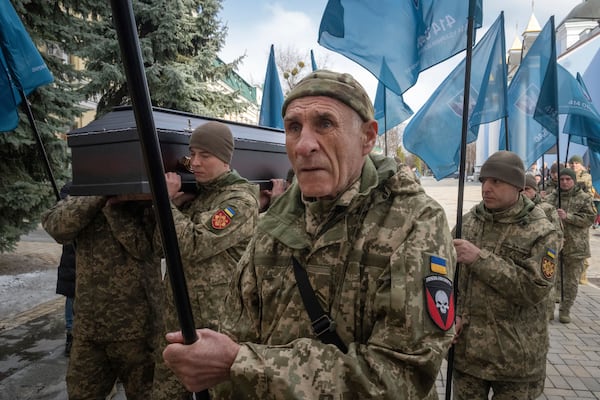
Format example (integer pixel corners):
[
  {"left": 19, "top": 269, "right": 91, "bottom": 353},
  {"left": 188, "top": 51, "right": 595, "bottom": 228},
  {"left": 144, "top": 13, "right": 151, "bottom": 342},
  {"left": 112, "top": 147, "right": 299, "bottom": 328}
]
[
  {"left": 224, "top": 207, "right": 236, "bottom": 218},
  {"left": 546, "top": 248, "right": 556, "bottom": 259},
  {"left": 430, "top": 255, "right": 447, "bottom": 275}
]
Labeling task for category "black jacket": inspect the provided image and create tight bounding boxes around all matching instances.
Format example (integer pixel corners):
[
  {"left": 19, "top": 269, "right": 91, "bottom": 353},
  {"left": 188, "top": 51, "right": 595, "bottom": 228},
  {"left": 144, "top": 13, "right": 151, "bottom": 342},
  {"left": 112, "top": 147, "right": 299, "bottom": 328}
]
[{"left": 56, "top": 243, "right": 76, "bottom": 297}]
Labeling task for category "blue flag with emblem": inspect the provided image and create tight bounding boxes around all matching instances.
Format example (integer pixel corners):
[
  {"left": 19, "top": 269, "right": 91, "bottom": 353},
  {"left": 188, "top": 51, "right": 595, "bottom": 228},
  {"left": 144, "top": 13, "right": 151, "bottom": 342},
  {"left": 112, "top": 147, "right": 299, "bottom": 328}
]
[
  {"left": 258, "top": 44, "right": 284, "bottom": 130},
  {"left": 373, "top": 79, "right": 413, "bottom": 136},
  {"left": 561, "top": 70, "right": 600, "bottom": 143},
  {"left": 499, "top": 17, "right": 558, "bottom": 169},
  {"left": 0, "top": 0, "right": 54, "bottom": 132},
  {"left": 318, "top": 0, "right": 482, "bottom": 95},
  {"left": 404, "top": 13, "right": 507, "bottom": 179}
]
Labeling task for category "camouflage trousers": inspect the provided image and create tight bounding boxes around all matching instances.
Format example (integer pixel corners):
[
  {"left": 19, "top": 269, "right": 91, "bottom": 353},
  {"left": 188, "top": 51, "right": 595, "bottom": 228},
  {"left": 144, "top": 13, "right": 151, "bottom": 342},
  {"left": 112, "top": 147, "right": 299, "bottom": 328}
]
[
  {"left": 452, "top": 369, "right": 544, "bottom": 400},
  {"left": 67, "top": 337, "right": 154, "bottom": 400},
  {"left": 559, "top": 256, "right": 585, "bottom": 313},
  {"left": 151, "top": 357, "right": 191, "bottom": 400}
]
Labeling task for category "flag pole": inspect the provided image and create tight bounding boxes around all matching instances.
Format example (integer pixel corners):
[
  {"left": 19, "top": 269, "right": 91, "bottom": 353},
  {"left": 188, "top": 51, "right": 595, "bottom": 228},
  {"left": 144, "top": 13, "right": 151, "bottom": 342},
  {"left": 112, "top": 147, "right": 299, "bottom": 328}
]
[
  {"left": 445, "top": 0, "right": 477, "bottom": 398},
  {"left": 108, "top": 1, "right": 209, "bottom": 399},
  {"left": 17, "top": 90, "right": 60, "bottom": 201},
  {"left": 384, "top": 87, "right": 388, "bottom": 156},
  {"left": 564, "top": 135, "right": 571, "bottom": 165},
  {"left": 504, "top": 115, "right": 510, "bottom": 150}
]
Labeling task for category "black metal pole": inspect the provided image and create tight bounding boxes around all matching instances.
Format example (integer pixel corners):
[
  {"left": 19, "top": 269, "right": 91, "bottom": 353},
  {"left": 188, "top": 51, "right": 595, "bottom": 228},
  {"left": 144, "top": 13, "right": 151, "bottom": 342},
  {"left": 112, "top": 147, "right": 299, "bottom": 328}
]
[
  {"left": 445, "top": 1, "right": 477, "bottom": 399},
  {"left": 18, "top": 89, "right": 60, "bottom": 201},
  {"left": 108, "top": 2, "right": 209, "bottom": 399},
  {"left": 383, "top": 87, "right": 388, "bottom": 157},
  {"left": 504, "top": 115, "right": 509, "bottom": 150}
]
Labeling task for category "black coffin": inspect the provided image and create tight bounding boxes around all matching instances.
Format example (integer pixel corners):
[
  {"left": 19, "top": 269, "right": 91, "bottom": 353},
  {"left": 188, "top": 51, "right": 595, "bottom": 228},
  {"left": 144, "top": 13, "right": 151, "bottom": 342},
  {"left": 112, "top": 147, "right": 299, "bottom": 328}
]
[{"left": 67, "top": 106, "right": 290, "bottom": 195}]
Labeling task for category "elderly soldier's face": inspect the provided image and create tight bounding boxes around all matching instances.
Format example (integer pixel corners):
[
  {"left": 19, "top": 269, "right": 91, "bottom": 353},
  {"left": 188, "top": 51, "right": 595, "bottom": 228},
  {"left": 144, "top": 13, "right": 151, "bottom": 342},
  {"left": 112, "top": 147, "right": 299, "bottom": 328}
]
[
  {"left": 559, "top": 175, "right": 575, "bottom": 191},
  {"left": 480, "top": 177, "right": 520, "bottom": 211},
  {"left": 284, "top": 96, "right": 376, "bottom": 199},
  {"left": 189, "top": 147, "right": 229, "bottom": 183}
]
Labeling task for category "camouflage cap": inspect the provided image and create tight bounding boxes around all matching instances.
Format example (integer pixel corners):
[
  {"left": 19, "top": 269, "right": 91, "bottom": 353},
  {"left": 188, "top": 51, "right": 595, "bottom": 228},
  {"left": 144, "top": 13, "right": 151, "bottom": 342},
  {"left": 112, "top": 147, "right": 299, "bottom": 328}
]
[
  {"left": 568, "top": 155, "right": 583, "bottom": 164},
  {"left": 281, "top": 70, "right": 375, "bottom": 121},
  {"left": 479, "top": 150, "right": 525, "bottom": 189},
  {"left": 560, "top": 168, "right": 577, "bottom": 182}
]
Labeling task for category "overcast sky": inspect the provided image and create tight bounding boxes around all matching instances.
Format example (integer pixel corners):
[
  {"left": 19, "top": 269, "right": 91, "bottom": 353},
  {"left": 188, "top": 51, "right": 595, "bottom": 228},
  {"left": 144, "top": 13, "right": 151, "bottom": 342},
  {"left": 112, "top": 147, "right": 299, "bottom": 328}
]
[{"left": 218, "top": 0, "right": 585, "bottom": 111}]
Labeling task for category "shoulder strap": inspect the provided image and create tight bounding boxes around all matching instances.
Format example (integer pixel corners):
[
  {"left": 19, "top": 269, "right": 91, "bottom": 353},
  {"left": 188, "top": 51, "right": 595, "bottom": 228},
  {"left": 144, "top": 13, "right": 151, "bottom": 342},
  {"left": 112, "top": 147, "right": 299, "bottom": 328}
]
[{"left": 292, "top": 256, "right": 348, "bottom": 353}]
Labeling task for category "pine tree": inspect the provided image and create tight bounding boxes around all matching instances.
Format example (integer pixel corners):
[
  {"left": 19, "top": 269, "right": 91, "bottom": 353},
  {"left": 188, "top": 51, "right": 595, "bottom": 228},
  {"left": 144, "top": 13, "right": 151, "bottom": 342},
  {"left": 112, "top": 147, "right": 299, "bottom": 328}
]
[
  {"left": 81, "top": 0, "right": 246, "bottom": 118},
  {"left": 0, "top": 0, "right": 89, "bottom": 252},
  {"left": 0, "top": 0, "right": 246, "bottom": 252}
]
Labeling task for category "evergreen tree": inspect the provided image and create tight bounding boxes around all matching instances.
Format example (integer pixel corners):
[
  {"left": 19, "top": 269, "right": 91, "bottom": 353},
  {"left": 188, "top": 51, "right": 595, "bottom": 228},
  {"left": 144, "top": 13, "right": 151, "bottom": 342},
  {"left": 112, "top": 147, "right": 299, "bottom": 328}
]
[
  {"left": 0, "top": 0, "right": 90, "bottom": 252},
  {"left": 82, "top": 0, "right": 246, "bottom": 118},
  {"left": 0, "top": 0, "right": 247, "bottom": 252}
]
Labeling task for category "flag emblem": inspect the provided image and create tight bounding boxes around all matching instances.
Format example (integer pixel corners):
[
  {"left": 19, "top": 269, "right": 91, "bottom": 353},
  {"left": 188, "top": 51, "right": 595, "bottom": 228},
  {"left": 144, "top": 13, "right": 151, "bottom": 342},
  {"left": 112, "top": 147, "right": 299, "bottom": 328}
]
[{"left": 430, "top": 255, "right": 447, "bottom": 275}]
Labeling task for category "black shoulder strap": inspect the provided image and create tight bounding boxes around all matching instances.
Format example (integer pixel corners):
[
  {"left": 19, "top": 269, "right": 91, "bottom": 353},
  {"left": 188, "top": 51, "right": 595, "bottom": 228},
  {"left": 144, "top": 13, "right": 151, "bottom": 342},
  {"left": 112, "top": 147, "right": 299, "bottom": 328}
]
[{"left": 292, "top": 256, "right": 348, "bottom": 353}]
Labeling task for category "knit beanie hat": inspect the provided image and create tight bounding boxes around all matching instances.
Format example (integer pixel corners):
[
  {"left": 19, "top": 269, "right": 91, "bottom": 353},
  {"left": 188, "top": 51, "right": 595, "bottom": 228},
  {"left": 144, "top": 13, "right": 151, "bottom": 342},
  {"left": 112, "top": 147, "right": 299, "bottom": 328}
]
[
  {"left": 568, "top": 155, "right": 583, "bottom": 164},
  {"left": 282, "top": 70, "right": 374, "bottom": 122},
  {"left": 560, "top": 168, "right": 577, "bottom": 182},
  {"left": 189, "top": 121, "right": 234, "bottom": 164},
  {"left": 479, "top": 151, "right": 525, "bottom": 189},
  {"left": 525, "top": 174, "right": 538, "bottom": 191}
]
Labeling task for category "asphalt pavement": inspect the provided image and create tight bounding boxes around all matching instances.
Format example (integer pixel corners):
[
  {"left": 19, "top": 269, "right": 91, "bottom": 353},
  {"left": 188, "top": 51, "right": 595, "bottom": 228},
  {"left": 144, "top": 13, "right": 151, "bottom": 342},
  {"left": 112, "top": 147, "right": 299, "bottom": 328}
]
[{"left": 0, "top": 177, "right": 598, "bottom": 399}]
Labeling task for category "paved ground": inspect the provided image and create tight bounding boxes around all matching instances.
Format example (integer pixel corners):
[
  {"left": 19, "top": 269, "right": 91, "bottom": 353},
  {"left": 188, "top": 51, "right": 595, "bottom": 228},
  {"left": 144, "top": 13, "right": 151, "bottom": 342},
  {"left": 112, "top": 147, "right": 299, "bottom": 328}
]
[{"left": 0, "top": 177, "right": 598, "bottom": 399}]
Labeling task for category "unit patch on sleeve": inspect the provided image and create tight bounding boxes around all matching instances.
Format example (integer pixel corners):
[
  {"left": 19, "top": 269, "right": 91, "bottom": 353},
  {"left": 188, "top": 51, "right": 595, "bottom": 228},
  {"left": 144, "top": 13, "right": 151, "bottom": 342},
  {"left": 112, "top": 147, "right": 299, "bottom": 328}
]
[
  {"left": 211, "top": 207, "right": 236, "bottom": 229},
  {"left": 424, "top": 275, "right": 454, "bottom": 331},
  {"left": 541, "top": 248, "right": 556, "bottom": 280}
]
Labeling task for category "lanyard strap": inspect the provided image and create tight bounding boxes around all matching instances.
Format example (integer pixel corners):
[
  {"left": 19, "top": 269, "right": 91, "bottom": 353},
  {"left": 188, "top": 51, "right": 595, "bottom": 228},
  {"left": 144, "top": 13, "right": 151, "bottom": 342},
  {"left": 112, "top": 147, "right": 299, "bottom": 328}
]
[{"left": 292, "top": 256, "right": 348, "bottom": 353}]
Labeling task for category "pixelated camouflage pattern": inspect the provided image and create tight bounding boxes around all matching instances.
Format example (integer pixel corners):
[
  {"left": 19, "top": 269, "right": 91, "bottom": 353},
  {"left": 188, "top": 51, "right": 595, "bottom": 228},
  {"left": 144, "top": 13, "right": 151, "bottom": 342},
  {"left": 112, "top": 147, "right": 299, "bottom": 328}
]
[
  {"left": 453, "top": 195, "right": 560, "bottom": 383},
  {"left": 41, "top": 197, "right": 156, "bottom": 398},
  {"left": 532, "top": 192, "right": 563, "bottom": 241},
  {"left": 542, "top": 178, "right": 558, "bottom": 196},
  {"left": 152, "top": 170, "right": 259, "bottom": 400},
  {"left": 559, "top": 256, "right": 586, "bottom": 312},
  {"left": 452, "top": 368, "right": 544, "bottom": 400},
  {"left": 545, "top": 184, "right": 596, "bottom": 258},
  {"left": 281, "top": 69, "right": 375, "bottom": 121},
  {"left": 66, "top": 338, "right": 154, "bottom": 400},
  {"left": 577, "top": 170, "right": 593, "bottom": 193},
  {"left": 216, "top": 154, "right": 456, "bottom": 399}
]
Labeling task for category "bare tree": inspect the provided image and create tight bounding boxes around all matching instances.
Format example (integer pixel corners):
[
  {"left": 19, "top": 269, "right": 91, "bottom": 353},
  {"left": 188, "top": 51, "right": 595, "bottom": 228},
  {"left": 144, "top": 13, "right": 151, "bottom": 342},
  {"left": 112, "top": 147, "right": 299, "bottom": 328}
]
[{"left": 275, "top": 46, "right": 330, "bottom": 93}]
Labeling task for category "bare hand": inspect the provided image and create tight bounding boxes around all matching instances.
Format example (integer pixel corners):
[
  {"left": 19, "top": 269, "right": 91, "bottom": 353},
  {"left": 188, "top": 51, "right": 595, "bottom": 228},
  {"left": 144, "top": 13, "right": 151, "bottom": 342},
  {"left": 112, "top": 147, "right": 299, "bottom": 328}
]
[
  {"left": 453, "top": 239, "right": 481, "bottom": 264},
  {"left": 452, "top": 316, "right": 463, "bottom": 344},
  {"left": 162, "top": 329, "right": 240, "bottom": 392},
  {"left": 165, "top": 172, "right": 182, "bottom": 199},
  {"left": 557, "top": 208, "right": 567, "bottom": 220}
]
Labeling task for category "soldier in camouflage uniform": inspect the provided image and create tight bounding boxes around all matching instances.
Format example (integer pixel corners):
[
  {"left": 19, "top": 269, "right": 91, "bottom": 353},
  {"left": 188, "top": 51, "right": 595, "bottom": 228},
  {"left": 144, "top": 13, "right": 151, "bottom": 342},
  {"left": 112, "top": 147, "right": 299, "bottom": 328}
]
[
  {"left": 540, "top": 162, "right": 560, "bottom": 198},
  {"left": 568, "top": 155, "right": 594, "bottom": 284},
  {"left": 523, "top": 174, "right": 564, "bottom": 320},
  {"left": 545, "top": 168, "right": 596, "bottom": 323},
  {"left": 152, "top": 121, "right": 259, "bottom": 399},
  {"left": 162, "top": 70, "right": 456, "bottom": 399},
  {"left": 452, "top": 151, "right": 560, "bottom": 399},
  {"left": 42, "top": 196, "right": 155, "bottom": 400}
]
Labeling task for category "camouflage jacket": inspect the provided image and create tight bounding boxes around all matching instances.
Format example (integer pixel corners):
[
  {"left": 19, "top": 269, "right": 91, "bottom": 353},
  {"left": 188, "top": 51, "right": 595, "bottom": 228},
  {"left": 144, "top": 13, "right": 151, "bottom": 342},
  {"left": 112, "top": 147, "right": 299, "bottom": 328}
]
[
  {"left": 41, "top": 196, "right": 154, "bottom": 341},
  {"left": 160, "top": 170, "right": 259, "bottom": 331},
  {"left": 577, "top": 170, "right": 593, "bottom": 193},
  {"left": 545, "top": 185, "right": 596, "bottom": 258},
  {"left": 218, "top": 155, "right": 456, "bottom": 399},
  {"left": 541, "top": 178, "right": 558, "bottom": 197},
  {"left": 454, "top": 195, "right": 560, "bottom": 382},
  {"left": 532, "top": 193, "right": 563, "bottom": 246}
]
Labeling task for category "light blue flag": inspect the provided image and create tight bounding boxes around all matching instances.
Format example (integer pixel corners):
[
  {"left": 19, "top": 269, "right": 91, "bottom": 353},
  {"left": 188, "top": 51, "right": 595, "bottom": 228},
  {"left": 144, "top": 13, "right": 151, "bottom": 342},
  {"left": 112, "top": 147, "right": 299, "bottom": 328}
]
[
  {"left": 318, "top": 0, "right": 482, "bottom": 95},
  {"left": 404, "top": 13, "right": 507, "bottom": 179},
  {"left": 0, "top": 0, "right": 53, "bottom": 132},
  {"left": 561, "top": 71, "right": 600, "bottom": 143},
  {"left": 310, "top": 49, "right": 318, "bottom": 71},
  {"left": 258, "top": 44, "right": 285, "bottom": 130},
  {"left": 499, "top": 17, "right": 558, "bottom": 170},
  {"left": 374, "top": 79, "right": 413, "bottom": 136},
  {"left": 589, "top": 140, "right": 600, "bottom": 194}
]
